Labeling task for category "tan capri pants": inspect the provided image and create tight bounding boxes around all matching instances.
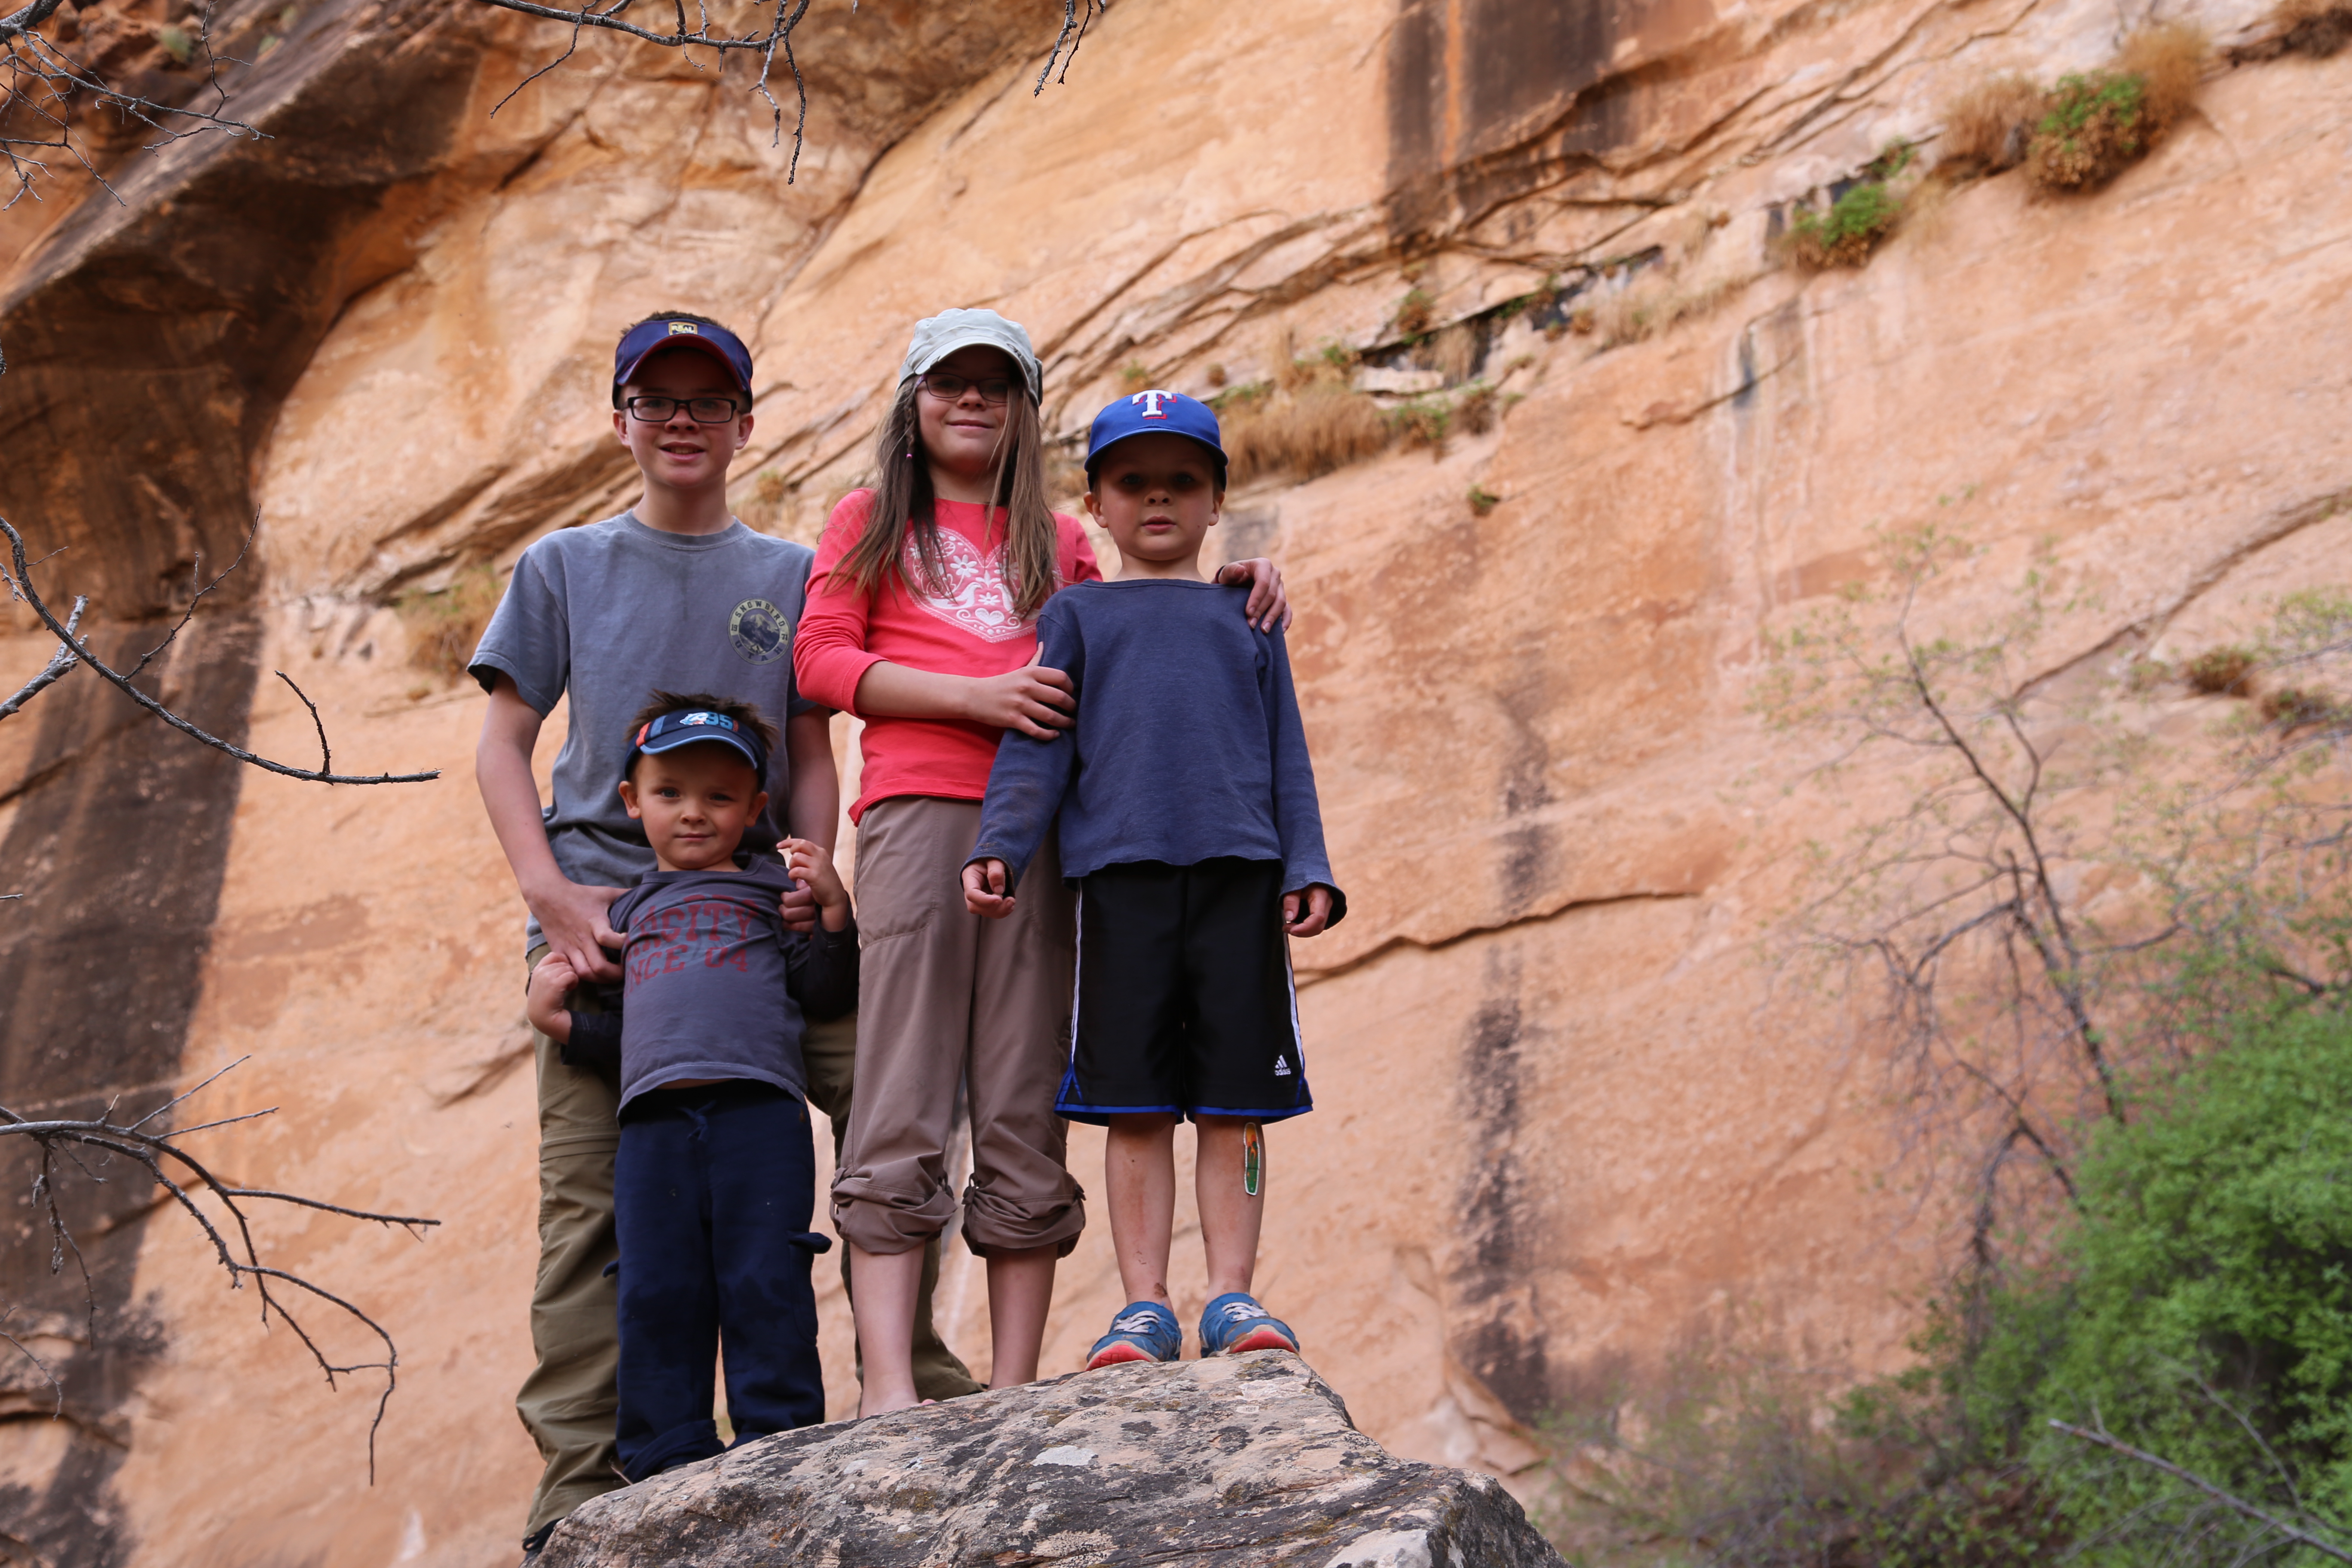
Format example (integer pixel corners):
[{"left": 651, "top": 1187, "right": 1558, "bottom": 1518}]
[{"left": 831, "top": 796, "right": 1087, "bottom": 1258}]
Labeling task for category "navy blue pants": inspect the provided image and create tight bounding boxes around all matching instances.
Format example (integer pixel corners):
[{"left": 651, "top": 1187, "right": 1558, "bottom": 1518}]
[{"left": 613, "top": 1081, "right": 829, "bottom": 1481}]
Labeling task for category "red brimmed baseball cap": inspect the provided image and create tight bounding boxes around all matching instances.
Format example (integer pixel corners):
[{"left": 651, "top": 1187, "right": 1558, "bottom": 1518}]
[{"left": 612, "top": 316, "right": 754, "bottom": 407}]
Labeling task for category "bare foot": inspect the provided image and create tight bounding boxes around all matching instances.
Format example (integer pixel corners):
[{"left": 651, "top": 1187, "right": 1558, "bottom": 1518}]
[{"left": 858, "top": 1387, "right": 922, "bottom": 1419}]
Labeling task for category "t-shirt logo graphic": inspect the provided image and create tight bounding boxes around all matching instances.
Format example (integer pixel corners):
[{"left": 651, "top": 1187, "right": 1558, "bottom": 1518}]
[
  {"left": 1130, "top": 390, "right": 1175, "bottom": 419},
  {"left": 668, "top": 321, "right": 701, "bottom": 336},
  {"left": 901, "top": 530, "right": 1033, "bottom": 644},
  {"left": 729, "top": 598, "right": 790, "bottom": 664}
]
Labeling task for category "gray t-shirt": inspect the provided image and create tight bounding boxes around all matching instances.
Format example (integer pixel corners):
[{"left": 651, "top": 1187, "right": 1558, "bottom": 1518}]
[
  {"left": 469, "top": 512, "right": 818, "bottom": 949},
  {"left": 598, "top": 859, "right": 857, "bottom": 1109}
]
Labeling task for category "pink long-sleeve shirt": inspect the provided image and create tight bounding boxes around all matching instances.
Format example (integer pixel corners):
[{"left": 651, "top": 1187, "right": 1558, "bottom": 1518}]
[{"left": 795, "top": 490, "right": 1103, "bottom": 823}]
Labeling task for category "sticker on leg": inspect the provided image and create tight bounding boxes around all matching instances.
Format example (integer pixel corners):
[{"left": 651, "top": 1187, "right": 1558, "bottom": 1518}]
[{"left": 1242, "top": 1121, "right": 1262, "bottom": 1198}]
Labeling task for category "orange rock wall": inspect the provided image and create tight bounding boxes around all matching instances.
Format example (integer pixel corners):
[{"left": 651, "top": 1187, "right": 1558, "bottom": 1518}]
[{"left": 3, "top": 0, "right": 2350, "bottom": 1560}]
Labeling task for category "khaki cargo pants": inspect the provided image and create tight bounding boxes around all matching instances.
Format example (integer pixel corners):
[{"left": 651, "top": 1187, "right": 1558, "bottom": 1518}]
[{"left": 515, "top": 949, "right": 979, "bottom": 1540}]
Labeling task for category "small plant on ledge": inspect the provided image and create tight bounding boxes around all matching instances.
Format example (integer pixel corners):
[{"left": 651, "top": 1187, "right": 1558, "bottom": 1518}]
[
  {"left": 2027, "top": 22, "right": 2204, "bottom": 191},
  {"left": 1788, "top": 142, "right": 1913, "bottom": 268}
]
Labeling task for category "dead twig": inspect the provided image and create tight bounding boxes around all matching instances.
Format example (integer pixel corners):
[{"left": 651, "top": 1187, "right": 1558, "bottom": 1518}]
[
  {"left": 2050, "top": 1419, "right": 2352, "bottom": 1565},
  {"left": 0, "top": 518, "right": 439, "bottom": 785},
  {"left": 0, "top": 1061, "right": 440, "bottom": 1479}
]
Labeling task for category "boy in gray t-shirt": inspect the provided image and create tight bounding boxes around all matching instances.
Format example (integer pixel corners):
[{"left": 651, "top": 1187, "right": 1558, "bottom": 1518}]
[
  {"left": 470, "top": 312, "right": 974, "bottom": 1559},
  {"left": 527, "top": 694, "right": 850, "bottom": 1482}
]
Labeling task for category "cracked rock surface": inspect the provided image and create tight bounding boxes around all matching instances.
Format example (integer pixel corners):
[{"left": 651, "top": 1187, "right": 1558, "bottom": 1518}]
[{"left": 537, "top": 1354, "right": 1565, "bottom": 1568}]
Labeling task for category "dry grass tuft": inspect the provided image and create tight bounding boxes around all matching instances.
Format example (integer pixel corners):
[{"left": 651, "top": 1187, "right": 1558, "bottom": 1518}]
[
  {"left": 2028, "top": 24, "right": 2204, "bottom": 191},
  {"left": 1940, "top": 74, "right": 2044, "bottom": 173},
  {"left": 1454, "top": 381, "right": 1499, "bottom": 436},
  {"left": 2274, "top": 0, "right": 2352, "bottom": 55},
  {"left": 1393, "top": 287, "right": 1437, "bottom": 338},
  {"left": 1585, "top": 268, "right": 1736, "bottom": 343},
  {"left": 397, "top": 566, "right": 502, "bottom": 683},
  {"left": 1219, "top": 373, "right": 1392, "bottom": 486},
  {"left": 1390, "top": 395, "right": 1452, "bottom": 454},
  {"left": 1429, "top": 322, "right": 1477, "bottom": 384},
  {"left": 2259, "top": 686, "right": 2343, "bottom": 727},
  {"left": 2184, "top": 646, "right": 2255, "bottom": 695},
  {"left": 2118, "top": 21, "right": 2207, "bottom": 126}
]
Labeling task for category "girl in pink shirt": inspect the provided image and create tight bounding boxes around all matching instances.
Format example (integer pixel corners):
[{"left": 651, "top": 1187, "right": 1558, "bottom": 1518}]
[{"left": 796, "top": 309, "right": 1285, "bottom": 1415}]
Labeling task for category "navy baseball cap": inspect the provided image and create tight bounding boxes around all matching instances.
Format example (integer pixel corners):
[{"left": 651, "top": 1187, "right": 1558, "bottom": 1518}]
[
  {"left": 1085, "top": 389, "right": 1228, "bottom": 487},
  {"left": 612, "top": 316, "right": 753, "bottom": 407},
  {"left": 628, "top": 708, "right": 768, "bottom": 778}
]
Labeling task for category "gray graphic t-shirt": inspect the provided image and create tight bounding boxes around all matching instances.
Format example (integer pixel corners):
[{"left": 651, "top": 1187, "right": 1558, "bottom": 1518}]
[
  {"left": 469, "top": 512, "right": 818, "bottom": 949},
  {"left": 598, "top": 859, "right": 857, "bottom": 1108}
]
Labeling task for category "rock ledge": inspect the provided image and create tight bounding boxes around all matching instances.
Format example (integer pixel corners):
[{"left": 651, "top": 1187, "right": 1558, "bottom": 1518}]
[{"left": 539, "top": 1352, "right": 1565, "bottom": 1566}]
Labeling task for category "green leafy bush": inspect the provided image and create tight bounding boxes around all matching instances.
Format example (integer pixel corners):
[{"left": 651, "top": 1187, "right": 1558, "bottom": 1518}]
[
  {"left": 2027, "top": 24, "right": 2204, "bottom": 191},
  {"left": 1787, "top": 147, "right": 1912, "bottom": 267},
  {"left": 2014, "top": 1009, "right": 2352, "bottom": 1549},
  {"left": 2028, "top": 73, "right": 2150, "bottom": 189}
]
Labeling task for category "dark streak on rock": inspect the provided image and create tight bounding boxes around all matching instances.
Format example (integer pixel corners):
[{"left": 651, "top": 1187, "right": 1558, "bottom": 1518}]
[
  {"left": 1450, "top": 953, "right": 1553, "bottom": 1425},
  {"left": 0, "top": 0, "right": 496, "bottom": 1556},
  {"left": 1385, "top": 0, "right": 1661, "bottom": 242}
]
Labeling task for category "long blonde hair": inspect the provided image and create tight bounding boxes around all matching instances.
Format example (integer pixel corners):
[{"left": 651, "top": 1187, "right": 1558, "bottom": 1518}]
[{"left": 831, "top": 377, "right": 1060, "bottom": 622}]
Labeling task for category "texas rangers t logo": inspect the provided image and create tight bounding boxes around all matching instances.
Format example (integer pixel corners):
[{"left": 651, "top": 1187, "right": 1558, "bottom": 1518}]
[{"left": 1130, "top": 389, "right": 1175, "bottom": 419}]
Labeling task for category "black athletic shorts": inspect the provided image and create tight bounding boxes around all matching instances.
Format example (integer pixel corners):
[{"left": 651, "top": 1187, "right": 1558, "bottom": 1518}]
[{"left": 1054, "top": 858, "right": 1311, "bottom": 1125}]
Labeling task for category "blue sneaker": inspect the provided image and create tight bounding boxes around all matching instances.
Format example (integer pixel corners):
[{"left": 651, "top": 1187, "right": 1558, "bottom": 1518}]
[
  {"left": 1085, "top": 1301, "right": 1182, "bottom": 1370},
  {"left": 1199, "top": 1292, "right": 1300, "bottom": 1357}
]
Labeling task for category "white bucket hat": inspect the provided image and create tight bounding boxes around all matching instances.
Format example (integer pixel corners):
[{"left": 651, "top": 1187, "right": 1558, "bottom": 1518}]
[{"left": 897, "top": 307, "right": 1043, "bottom": 404}]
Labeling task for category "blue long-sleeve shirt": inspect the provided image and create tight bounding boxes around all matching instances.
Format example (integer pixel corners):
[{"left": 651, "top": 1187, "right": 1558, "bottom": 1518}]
[{"left": 969, "top": 579, "right": 1345, "bottom": 922}]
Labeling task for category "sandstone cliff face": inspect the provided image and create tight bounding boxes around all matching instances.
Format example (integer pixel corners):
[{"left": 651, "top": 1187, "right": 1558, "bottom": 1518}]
[{"left": 2, "top": 0, "right": 2348, "bottom": 1560}]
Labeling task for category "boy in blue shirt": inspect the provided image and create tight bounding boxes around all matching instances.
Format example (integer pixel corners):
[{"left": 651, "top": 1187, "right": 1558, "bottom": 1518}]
[
  {"left": 962, "top": 391, "right": 1345, "bottom": 1370},
  {"left": 527, "top": 694, "right": 851, "bottom": 1481}
]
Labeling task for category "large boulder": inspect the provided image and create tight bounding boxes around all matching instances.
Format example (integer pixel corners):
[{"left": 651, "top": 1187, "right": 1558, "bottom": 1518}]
[{"left": 536, "top": 1352, "right": 1566, "bottom": 1567}]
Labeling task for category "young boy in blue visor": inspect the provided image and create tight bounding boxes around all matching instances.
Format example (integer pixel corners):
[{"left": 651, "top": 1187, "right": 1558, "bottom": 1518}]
[
  {"left": 527, "top": 693, "right": 852, "bottom": 1479},
  {"left": 961, "top": 390, "right": 1345, "bottom": 1369}
]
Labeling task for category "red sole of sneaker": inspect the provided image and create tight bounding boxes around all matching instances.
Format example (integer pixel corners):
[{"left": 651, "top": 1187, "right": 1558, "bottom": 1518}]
[
  {"left": 1219, "top": 1328, "right": 1298, "bottom": 1355},
  {"left": 1086, "top": 1343, "right": 1161, "bottom": 1371}
]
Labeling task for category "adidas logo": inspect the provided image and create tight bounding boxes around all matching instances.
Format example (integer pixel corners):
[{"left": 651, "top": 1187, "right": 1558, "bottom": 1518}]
[{"left": 1272, "top": 1057, "right": 1292, "bottom": 1076}]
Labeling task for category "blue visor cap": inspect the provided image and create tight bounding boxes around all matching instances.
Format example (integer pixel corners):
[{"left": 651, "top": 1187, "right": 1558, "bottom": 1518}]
[
  {"left": 1085, "top": 390, "right": 1228, "bottom": 487},
  {"left": 629, "top": 709, "right": 767, "bottom": 779},
  {"left": 612, "top": 318, "right": 753, "bottom": 406}
]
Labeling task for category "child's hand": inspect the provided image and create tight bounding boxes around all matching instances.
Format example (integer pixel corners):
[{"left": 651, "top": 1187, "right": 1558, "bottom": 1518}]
[
  {"left": 1216, "top": 557, "right": 1292, "bottom": 632},
  {"left": 777, "top": 878, "right": 818, "bottom": 934},
  {"left": 963, "top": 651, "right": 1075, "bottom": 740},
  {"left": 782, "top": 837, "right": 851, "bottom": 931},
  {"left": 962, "top": 858, "right": 1016, "bottom": 919},
  {"left": 1282, "top": 885, "right": 1334, "bottom": 938},
  {"left": 527, "top": 952, "right": 580, "bottom": 1043}
]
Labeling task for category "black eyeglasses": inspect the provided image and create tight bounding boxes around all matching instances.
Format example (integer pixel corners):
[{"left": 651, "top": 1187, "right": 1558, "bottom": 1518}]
[
  {"left": 916, "top": 373, "right": 1014, "bottom": 405},
  {"left": 625, "top": 395, "right": 744, "bottom": 424}
]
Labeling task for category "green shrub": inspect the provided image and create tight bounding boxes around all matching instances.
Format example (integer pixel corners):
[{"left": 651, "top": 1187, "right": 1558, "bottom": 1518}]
[
  {"left": 1788, "top": 149, "right": 1912, "bottom": 268},
  {"left": 1921, "top": 1010, "right": 2352, "bottom": 1560},
  {"left": 2028, "top": 73, "right": 2150, "bottom": 189},
  {"left": 2027, "top": 24, "right": 2203, "bottom": 191}
]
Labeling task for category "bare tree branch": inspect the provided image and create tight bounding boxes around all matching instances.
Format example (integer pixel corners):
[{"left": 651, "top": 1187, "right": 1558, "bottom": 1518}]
[
  {"left": 0, "top": 518, "right": 440, "bottom": 785},
  {"left": 0, "top": 1062, "right": 441, "bottom": 1478},
  {"left": 1, "top": 0, "right": 260, "bottom": 208},
  {"left": 2051, "top": 1420, "right": 2352, "bottom": 1565},
  {"left": 0, "top": 592, "right": 83, "bottom": 717},
  {"left": 1032, "top": 0, "right": 1100, "bottom": 94}
]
